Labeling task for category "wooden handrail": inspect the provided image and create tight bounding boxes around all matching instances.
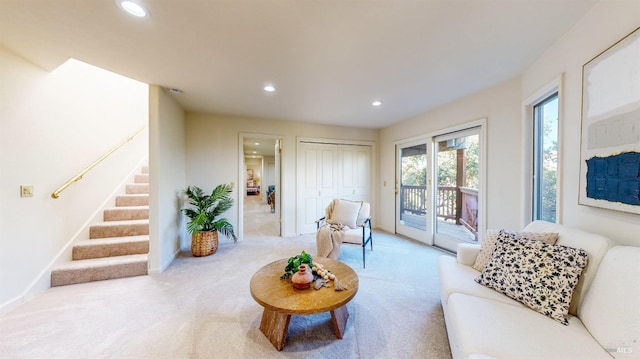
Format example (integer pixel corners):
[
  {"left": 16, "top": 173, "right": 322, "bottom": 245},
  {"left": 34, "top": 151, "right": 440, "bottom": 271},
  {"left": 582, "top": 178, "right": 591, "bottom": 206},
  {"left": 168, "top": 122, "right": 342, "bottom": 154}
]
[{"left": 51, "top": 125, "right": 147, "bottom": 199}]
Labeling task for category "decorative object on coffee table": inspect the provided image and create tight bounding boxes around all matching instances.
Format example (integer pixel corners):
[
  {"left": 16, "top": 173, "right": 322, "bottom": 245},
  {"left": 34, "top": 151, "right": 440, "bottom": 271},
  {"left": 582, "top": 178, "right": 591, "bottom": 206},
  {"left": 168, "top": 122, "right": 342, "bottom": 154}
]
[
  {"left": 311, "top": 261, "right": 346, "bottom": 291},
  {"left": 291, "top": 264, "right": 313, "bottom": 289},
  {"left": 280, "top": 250, "right": 313, "bottom": 279}
]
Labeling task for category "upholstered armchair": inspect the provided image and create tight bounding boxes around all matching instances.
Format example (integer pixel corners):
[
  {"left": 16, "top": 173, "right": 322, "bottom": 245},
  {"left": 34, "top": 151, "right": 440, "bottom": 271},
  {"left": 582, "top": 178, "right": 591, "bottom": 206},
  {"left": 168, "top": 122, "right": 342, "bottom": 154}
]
[{"left": 316, "top": 199, "right": 373, "bottom": 268}]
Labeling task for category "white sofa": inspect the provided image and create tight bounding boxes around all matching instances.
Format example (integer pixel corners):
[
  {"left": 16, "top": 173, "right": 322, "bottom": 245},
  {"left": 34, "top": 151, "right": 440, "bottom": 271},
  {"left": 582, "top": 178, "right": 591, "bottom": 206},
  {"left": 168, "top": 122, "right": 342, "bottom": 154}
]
[{"left": 438, "top": 221, "right": 640, "bottom": 359}]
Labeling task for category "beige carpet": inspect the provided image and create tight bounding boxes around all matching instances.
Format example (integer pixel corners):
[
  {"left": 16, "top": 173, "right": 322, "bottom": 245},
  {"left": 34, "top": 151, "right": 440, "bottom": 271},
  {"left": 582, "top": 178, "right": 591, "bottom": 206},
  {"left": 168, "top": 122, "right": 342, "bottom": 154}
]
[
  {"left": 244, "top": 193, "right": 280, "bottom": 237},
  {"left": 0, "top": 227, "right": 453, "bottom": 358}
]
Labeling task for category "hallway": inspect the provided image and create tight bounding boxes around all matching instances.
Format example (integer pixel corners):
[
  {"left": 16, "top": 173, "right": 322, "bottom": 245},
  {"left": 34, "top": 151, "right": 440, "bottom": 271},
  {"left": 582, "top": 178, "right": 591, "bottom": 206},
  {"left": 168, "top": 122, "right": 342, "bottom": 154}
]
[{"left": 243, "top": 194, "right": 279, "bottom": 237}]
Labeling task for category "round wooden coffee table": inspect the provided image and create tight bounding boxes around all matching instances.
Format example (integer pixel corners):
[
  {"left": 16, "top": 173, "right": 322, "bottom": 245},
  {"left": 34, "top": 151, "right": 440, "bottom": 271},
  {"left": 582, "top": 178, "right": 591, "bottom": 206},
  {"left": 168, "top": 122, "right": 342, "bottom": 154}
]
[{"left": 250, "top": 257, "right": 359, "bottom": 351}]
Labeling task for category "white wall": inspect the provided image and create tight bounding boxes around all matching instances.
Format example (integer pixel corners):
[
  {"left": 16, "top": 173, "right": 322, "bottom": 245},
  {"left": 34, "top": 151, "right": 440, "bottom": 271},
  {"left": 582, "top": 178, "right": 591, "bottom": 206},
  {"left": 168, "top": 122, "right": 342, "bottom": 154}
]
[
  {"left": 521, "top": 0, "right": 640, "bottom": 246},
  {"left": 184, "top": 113, "right": 378, "bottom": 238},
  {"left": 148, "top": 85, "right": 187, "bottom": 272},
  {"left": 0, "top": 48, "right": 148, "bottom": 311},
  {"left": 378, "top": 78, "right": 523, "bottom": 234}
]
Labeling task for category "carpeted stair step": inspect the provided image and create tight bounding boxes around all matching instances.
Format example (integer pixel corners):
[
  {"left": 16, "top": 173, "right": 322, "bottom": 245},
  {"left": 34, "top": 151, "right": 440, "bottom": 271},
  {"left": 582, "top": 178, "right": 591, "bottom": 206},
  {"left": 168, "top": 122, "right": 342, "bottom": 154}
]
[
  {"left": 104, "top": 206, "right": 149, "bottom": 221},
  {"left": 116, "top": 194, "right": 149, "bottom": 207},
  {"left": 51, "top": 254, "right": 148, "bottom": 287},
  {"left": 72, "top": 235, "right": 149, "bottom": 260},
  {"left": 134, "top": 173, "right": 149, "bottom": 183},
  {"left": 126, "top": 183, "right": 149, "bottom": 194},
  {"left": 141, "top": 166, "right": 149, "bottom": 174},
  {"left": 90, "top": 219, "right": 149, "bottom": 239}
]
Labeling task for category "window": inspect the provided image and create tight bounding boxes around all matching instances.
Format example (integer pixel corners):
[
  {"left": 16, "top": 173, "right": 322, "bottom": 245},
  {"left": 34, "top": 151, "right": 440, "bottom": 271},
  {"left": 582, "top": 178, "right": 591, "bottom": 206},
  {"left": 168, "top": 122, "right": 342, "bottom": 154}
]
[{"left": 532, "top": 93, "right": 559, "bottom": 222}]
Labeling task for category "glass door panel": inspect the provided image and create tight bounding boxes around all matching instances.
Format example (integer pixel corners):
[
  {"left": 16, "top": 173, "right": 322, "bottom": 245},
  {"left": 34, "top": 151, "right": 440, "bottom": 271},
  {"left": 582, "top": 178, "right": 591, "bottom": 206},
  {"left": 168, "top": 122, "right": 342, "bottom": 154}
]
[
  {"left": 396, "top": 140, "right": 431, "bottom": 242},
  {"left": 434, "top": 128, "right": 481, "bottom": 251}
]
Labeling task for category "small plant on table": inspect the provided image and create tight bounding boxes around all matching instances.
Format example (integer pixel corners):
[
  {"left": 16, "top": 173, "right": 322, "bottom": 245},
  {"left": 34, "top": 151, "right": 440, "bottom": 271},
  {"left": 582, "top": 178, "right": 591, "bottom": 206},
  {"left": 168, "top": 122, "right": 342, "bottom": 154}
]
[{"left": 281, "top": 250, "right": 313, "bottom": 279}]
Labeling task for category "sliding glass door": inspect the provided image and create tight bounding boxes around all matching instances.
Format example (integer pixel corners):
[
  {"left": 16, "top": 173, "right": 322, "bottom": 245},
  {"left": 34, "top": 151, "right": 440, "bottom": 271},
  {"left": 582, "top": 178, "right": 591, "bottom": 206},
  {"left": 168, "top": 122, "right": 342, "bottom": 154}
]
[
  {"left": 396, "top": 139, "right": 431, "bottom": 242},
  {"left": 433, "top": 127, "right": 482, "bottom": 252}
]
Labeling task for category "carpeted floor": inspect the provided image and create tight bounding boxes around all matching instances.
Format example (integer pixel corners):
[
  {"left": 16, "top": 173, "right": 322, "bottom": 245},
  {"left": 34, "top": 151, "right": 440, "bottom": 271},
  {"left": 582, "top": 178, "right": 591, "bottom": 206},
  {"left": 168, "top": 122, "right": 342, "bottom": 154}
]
[
  {"left": 243, "top": 194, "right": 280, "bottom": 237},
  {"left": 0, "top": 202, "right": 453, "bottom": 358}
]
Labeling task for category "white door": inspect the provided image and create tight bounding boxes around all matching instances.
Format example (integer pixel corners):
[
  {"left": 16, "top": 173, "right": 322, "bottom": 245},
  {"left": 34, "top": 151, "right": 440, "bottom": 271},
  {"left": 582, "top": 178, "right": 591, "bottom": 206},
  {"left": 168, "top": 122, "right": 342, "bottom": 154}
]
[
  {"left": 338, "top": 145, "right": 371, "bottom": 202},
  {"left": 395, "top": 139, "right": 432, "bottom": 243},
  {"left": 297, "top": 143, "right": 338, "bottom": 234}
]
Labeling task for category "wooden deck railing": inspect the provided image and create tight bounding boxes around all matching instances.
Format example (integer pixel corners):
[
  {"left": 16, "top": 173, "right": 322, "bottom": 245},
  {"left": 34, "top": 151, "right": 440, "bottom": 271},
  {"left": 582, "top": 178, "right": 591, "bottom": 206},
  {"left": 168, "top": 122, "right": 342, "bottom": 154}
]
[
  {"left": 400, "top": 185, "right": 478, "bottom": 237},
  {"left": 459, "top": 187, "right": 478, "bottom": 237},
  {"left": 437, "top": 186, "right": 457, "bottom": 221},
  {"left": 400, "top": 185, "right": 427, "bottom": 215}
]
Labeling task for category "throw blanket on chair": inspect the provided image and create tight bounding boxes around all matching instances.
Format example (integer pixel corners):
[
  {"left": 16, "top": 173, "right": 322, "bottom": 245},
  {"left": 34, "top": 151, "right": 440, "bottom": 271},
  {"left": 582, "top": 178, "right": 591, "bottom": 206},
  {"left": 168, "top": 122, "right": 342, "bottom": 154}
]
[{"left": 316, "top": 222, "right": 345, "bottom": 259}]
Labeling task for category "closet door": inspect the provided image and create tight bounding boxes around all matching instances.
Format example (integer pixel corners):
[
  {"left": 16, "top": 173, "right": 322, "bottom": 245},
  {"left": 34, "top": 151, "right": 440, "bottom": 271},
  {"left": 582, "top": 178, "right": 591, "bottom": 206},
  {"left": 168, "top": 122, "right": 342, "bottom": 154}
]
[
  {"left": 338, "top": 145, "right": 371, "bottom": 202},
  {"left": 297, "top": 143, "right": 338, "bottom": 234}
]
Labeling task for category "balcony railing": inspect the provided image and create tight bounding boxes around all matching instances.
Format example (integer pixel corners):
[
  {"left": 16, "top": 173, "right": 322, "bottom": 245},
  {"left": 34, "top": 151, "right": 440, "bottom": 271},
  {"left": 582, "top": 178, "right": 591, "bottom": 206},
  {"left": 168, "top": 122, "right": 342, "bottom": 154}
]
[
  {"left": 400, "top": 185, "right": 478, "bottom": 237},
  {"left": 400, "top": 185, "right": 427, "bottom": 216},
  {"left": 437, "top": 186, "right": 457, "bottom": 221},
  {"left": 458, "top": 187, "right": 478, "bottom": 237}
]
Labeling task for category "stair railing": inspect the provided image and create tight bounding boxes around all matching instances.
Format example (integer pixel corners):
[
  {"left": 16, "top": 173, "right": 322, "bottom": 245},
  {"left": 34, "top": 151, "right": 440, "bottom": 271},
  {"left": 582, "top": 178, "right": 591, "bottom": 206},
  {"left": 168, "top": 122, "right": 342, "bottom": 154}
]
[{"left": 51, "top": 125, "right": 147, "bottom": 199}]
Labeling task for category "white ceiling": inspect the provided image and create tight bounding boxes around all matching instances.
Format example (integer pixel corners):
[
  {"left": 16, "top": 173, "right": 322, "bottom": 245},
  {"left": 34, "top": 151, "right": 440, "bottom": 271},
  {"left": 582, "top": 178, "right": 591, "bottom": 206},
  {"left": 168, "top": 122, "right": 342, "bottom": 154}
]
[
  {"left": 0, "top": 0, "right": 597, "bottom": 129},
  {"left": 244, "top": 138, "right": 277, "bottom": 158}
]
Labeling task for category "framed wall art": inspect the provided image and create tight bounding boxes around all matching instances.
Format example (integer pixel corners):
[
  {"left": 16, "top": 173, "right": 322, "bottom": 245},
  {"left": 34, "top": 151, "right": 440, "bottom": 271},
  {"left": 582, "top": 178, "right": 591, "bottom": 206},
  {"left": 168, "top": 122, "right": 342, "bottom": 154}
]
[{"left": 579, "top": 26, "right": 640, "bottom": 214}]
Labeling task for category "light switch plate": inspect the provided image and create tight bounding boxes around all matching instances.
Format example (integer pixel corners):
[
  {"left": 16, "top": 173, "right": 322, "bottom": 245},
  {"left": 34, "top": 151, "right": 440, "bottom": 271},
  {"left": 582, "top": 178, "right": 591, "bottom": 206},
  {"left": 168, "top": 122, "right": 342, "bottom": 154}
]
[{"left": 20, "top": 185, "right": 34, "bottom": 197}]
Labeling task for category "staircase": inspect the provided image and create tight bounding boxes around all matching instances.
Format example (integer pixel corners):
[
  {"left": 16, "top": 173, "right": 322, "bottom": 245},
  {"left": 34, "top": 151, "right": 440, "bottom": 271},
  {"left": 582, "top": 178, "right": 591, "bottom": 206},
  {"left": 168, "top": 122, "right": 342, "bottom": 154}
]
[{"left": 51, "top": 167, "right": 150, "bottom": 286}]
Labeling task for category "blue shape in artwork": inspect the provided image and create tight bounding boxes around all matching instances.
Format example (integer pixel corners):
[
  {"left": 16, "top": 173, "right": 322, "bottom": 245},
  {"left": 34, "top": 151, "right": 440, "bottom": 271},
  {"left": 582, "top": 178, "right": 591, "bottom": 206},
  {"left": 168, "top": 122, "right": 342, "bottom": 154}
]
[
  {"left": 594, "top": 158, "right": 607, "bottom": 175},
  {"left": 586, "top": 151, "right": 640, "bottom": 206},
  {"left": 621, "top": 158, "right": 639, "bottom": 177}
]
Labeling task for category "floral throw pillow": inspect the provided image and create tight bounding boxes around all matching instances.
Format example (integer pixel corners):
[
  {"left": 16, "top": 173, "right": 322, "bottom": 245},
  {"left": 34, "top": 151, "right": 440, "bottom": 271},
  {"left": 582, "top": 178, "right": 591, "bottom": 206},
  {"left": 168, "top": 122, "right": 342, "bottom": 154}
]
[
  {"left": 472, "top": 230, "right": 559, "bottom": 272},
  {"left": 474, "top": 232, "right": 588, "bottom": 325}
]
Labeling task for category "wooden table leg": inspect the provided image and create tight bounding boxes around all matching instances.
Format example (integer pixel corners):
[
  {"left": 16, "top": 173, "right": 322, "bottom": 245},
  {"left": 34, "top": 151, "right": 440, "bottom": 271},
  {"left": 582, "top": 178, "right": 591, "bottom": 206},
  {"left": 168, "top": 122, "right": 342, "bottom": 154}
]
[
  {"left": 259, "top": 308, "right": 291, "bottom": 351},
  {"left": 330, "top": 305, "right": 349, "bottom": 339}
]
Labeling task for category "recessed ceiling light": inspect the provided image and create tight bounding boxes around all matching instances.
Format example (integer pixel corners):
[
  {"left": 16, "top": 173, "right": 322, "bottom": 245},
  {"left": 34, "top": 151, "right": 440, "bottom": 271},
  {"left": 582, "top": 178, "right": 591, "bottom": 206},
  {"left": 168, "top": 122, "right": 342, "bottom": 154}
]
[
  {"left": 168, "top": 88, "right": 183, "bottom": 95},
  {"left": 117, "top": 0, "right": 149, "bottom": 18},
  {"left": 263, "top": 85, "right": 276, "bottom": 93},
  {"left": 254, "top": 142, "right": 260, "bottom": 146},
  {"left": 372, "top": 100, "right": 382, "bottom": 107}
]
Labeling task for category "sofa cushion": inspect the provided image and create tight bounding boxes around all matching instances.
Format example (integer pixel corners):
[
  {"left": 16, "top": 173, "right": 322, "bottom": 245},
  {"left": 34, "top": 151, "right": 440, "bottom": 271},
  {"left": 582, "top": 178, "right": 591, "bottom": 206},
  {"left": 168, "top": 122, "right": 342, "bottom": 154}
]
[
  {"left": 475, "top": 233, "right": 588, "bottom": 325},
  {"left": 444, "top": 292, "right": 612, "bottom": 359},
  {"left": 438, "top": 255, "right": 525, "bottom": 309},
  {"left": 578, "top": 246, "right": 640, "bottom": 358},
  {"left": 472, "top": 229, "right": 559, "bottom": 272},
  {"left": 342, "top": 227, "right": 370, "bottom": 245},
  {"left": 523, "top": 221, "right": 614, "bottom": 315},
  {"left": 457, "top": 243, "right": 481, "bottom": 267},
  {"left": 327, "top": 199, "right": 362, "bottom": 229}
]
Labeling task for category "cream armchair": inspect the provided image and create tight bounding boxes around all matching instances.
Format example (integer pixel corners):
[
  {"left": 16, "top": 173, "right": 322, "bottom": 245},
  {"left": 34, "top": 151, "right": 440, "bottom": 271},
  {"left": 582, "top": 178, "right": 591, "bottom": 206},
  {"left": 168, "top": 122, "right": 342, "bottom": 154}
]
[{"left": 316, "top": 199, "right": 373, "bottom": 268}]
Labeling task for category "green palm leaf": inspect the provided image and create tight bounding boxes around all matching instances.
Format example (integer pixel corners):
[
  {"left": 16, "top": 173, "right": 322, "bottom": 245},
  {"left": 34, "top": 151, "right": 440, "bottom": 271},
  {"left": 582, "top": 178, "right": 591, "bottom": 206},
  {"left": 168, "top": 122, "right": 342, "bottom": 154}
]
[{"left": 181, "top": 184, "right": 237, "bottom": 242}]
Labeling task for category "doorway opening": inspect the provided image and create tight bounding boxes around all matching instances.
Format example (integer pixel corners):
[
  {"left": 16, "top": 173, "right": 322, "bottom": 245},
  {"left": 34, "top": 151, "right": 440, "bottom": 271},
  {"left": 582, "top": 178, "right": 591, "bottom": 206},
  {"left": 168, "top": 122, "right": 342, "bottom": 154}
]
[{"left": 239, "top": 134, "right": 282, "bottom": 238}]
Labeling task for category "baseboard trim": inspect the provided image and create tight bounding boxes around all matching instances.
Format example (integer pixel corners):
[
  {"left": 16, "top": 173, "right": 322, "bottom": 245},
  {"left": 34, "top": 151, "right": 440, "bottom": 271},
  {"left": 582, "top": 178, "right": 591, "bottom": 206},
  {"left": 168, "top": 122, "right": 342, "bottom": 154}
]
[{"left": 149, "top": 248, "right": 179, "bottom": 274}]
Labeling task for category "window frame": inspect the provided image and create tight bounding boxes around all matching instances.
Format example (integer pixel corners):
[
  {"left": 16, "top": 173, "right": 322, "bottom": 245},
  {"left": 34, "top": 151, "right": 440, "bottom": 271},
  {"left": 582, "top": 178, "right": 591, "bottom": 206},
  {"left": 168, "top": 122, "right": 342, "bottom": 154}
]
[
  {"left": 532, "top": 92, "right": 559, "bottom": 222},
  {"left": 522, "top": 75, "right": 563, "bottom": 226}
]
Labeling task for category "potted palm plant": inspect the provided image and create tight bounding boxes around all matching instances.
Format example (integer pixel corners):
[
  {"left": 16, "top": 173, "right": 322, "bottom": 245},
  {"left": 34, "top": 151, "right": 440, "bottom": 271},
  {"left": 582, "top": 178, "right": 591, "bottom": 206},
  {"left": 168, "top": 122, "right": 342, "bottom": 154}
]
[{"left": 182, "top": 184, "right": 237, "bottom": 257}]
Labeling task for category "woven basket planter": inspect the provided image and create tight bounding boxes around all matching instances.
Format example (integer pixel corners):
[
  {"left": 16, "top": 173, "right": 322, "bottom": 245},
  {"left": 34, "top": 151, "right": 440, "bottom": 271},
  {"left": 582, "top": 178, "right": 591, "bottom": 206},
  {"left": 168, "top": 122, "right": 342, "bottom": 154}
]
[{"left": 191, "top": 230, "right": 219, "bottom": 257}]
